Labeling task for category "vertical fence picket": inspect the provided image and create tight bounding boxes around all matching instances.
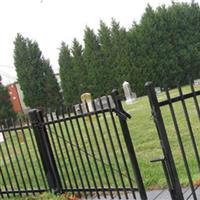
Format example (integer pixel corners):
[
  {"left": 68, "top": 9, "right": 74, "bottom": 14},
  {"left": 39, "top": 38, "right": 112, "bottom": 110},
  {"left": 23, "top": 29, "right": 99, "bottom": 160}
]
[
  {"left": 145, "top": 82, "right": 184, "bottom": 200},
  {"left": 61, "top": 108, "right": 84, "bottom": 197},
  {"left": 67, "top": 108, "right": 89, "bottom": 197},
  {"left": 0, "top": 124, "right": 22, "bottom": 196},
  {"left": 0, "top": 165, "right": 9, "bottom": 198},
  {"left": 74, "top": 104, "right": 101, "bottom": 198},
  {"left": 54, "top": 110, "right": 74, "bottom": 192},
  {"left": 12, "top": 120, "right": 34, "bottom": 194},
  {"left": 107, "top": 95, "right": 136, "bottom": 199},
  {"left": 49, "top": 112, "right": 69, "bottom": 189},
  {"left": 146, "top": 80, "right": 200, "bottom": 200},
  {"left": 111, "top": 90, "right": 147, "bottom": 200},
  {"left": 26, "top": 118, "right": 48, "bottom": 189},
  {"left": 99, "top": 97, "right": 122, "bottom": 199},
  {"left": 0, "top": 139, "right": 15, "bottom": 197},
  {"left": 91, "top": 99, "right": 114, "bottom": 198},
  {"left": 29, "top": 109, "right": 62, "bottom": 193},
  {"left": 92, "top": 99, "right": 117, "bottom": 199},
  {"left": 178, "top": 85, "right": 200, "bottom": 170},
  {"left": 165, "top": 87, "right": 197, "bottom": 200}
]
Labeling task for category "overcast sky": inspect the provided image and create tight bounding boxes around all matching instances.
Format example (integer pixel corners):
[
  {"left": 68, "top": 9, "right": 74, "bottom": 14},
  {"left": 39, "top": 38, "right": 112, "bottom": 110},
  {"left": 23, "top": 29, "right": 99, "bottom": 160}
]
[{"left": 0, "top": 0, "right": 193, "bottom": 84}]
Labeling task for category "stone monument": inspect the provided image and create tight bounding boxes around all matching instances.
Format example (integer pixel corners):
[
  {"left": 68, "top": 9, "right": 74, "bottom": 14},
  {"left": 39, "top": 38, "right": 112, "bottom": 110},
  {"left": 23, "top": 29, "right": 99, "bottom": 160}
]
[
  {"left": 122, "top": 81, "right": 137, "bottom": 104},
  {"left": 81, "top": 93, "right": 93, "bottom": 113}
]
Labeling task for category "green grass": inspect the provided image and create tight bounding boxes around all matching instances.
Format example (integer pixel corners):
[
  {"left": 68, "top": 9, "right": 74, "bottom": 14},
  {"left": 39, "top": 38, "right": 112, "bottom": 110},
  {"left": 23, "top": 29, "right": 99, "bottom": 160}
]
[{"left": 0, "top": 84, "right": 199, "bottom": 199}]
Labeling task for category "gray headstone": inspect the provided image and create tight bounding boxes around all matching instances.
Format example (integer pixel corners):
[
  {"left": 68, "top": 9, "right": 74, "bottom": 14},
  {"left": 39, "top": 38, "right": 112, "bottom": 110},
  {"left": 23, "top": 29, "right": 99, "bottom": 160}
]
[
  {"left": 94, "top": 95, "right": 115, "bottom": 111},
  {"left": 74, "top": 103, "right": 88, "bottom": 115},
  {"left": 122, "top": 81, "right": 137, "bottom": 104},
  {"left": 155, "top": 87, "right": 161, "bottom": 94},
  {"left": 194, "top": 79, "right": 200, "bottom": 86}
]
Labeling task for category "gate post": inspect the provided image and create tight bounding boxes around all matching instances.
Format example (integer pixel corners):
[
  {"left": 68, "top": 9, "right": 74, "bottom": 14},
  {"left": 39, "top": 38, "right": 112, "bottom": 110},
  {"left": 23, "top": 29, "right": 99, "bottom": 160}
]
[
  {"left": 111, "top": 90, "right": 147, "bottom": 200},
  {"left": 145, "top": 82, "right": 184, "bottom": 200},
  {"left": 29, "top": 109, "right": 62, "bottom": 193}
]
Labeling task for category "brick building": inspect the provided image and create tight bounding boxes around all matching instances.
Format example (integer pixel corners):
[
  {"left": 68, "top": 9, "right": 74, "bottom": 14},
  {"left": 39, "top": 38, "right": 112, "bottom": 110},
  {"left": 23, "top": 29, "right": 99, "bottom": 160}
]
[{"left": 6, "top": 82, "right": 29, "bottom": 114}]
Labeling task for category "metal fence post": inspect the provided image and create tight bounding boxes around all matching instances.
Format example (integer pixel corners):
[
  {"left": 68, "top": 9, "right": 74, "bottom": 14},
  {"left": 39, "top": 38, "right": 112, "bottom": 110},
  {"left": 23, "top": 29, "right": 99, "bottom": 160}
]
[
  {"left": 29, "top": 109, "right": 62, "bottom": 193},
  {"left": 145, "top": 82, "right": 184, "bottom": 200},
  {"left": 111, "top": 89, "right": 147, "bottom": 200}
]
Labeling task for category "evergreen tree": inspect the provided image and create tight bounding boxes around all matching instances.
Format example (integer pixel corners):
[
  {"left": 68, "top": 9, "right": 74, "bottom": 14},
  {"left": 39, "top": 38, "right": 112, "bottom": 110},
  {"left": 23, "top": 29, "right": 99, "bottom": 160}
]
[
  {"left": 14, "top": 33, "right": 61, "bottom": 110},
  {"left": 59, "top": 42, "right": 74, "bottom": 105},
  {"left": 0, "top": 76, "right": 16, "bottom": 122},
  {"left": 71, "top": 38, "right": 86, "bottom": 99},
  {"left": 83, "top": 27, "right": 101, "bottom": 96},
  {"left": 110, "top": 19, "right": 133, "bottom": 88},
  {"left": 41, "top": 58, "right": 62, "bottom": 109},
  {"left": 129, "top": 5, "right": 163, "bottom": 95},
  {"left": 98, "top": 21, "right": 114, "bottom": 93},
  {"left": 128, "top": 2, "right": 200, "bottom": 95}
]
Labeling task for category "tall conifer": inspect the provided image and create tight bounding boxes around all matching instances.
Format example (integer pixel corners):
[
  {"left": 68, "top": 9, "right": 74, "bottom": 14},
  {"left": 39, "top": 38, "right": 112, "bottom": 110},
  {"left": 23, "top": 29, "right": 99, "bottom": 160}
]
[
  {"left": 14, "top": 33, "right": 61, "bottom": 110},
  {"left": 59, "top": 42, "right": 74, "bottom": 105},
  {"left": 83, "top": 27, "right": 101, "bottom": 96},
  {"left": 71, "top": 39, "right": 86, "bottom": 98}
]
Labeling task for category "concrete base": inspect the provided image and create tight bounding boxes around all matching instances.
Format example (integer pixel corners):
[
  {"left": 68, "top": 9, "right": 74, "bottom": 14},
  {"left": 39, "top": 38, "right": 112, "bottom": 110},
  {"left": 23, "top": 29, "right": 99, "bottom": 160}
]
[
  {"left": 125, "top": 99, "right": 136, "bottom": 105},
  {"left": 87, "top": 187, "right": 200, "bottom": 200}
]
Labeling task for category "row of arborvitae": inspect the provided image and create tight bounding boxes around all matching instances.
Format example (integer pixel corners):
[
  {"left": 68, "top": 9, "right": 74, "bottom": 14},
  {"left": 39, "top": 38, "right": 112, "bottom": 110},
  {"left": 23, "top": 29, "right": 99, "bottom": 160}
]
[{"left": 12, "top": 1, "right": 200, "bottom": 112}]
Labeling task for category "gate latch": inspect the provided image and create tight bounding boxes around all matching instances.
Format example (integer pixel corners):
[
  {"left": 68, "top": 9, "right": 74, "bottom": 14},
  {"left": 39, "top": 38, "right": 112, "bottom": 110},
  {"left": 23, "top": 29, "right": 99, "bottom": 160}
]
[{"left": 114, "top": 109, "right": 131, "bottom": 120}]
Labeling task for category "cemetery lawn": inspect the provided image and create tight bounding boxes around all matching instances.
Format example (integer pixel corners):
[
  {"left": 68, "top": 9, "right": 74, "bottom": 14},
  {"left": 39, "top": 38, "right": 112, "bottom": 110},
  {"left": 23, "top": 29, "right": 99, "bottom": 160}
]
[{"left": 0, "top": 84, "right": 199, "bottom": 199}]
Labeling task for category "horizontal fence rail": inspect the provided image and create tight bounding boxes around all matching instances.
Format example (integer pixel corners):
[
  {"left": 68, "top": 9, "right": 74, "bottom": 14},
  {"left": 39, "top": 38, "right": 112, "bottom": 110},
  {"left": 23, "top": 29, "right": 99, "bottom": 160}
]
[{"left": 146, "top": 80, "right": 200, "bottom": 200}]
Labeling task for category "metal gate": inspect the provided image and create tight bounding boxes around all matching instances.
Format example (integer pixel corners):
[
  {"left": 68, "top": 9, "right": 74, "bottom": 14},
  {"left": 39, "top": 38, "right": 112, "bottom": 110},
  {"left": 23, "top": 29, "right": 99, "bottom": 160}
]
[
  {"left": 29, "top": 90, "right": 147, "bottom": 199},
  {"left": 146, "top": 81, "right": 200, "bottom": 200}
]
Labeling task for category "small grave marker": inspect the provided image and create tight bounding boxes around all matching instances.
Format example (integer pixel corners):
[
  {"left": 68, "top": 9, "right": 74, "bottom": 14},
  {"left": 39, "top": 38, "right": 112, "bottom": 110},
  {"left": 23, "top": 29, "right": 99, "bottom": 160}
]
[
  {"left": 122, "top": 81, "right": 137, "bottom": 104},
  {"left": 18, "top": 131, "right": 25, "bottom": 144},
  {"left": 0, "top": 132, "right": 4, "bottom": 143}
]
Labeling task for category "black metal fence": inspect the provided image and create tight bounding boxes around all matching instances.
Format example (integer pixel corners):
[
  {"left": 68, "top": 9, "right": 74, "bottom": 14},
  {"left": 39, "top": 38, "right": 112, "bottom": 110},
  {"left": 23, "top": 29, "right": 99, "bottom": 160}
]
[
  {"left": 0, "top": 118, "right": 48, "bottom": 197},
  {"left": 146, "top": 81, "right": 200, "bottom": 200},
  {"left": 1, "top": 81, "right": 199, "bottom": 200},
  {"left": 0, "top": 90, "right": 147, "bottom": 199}
]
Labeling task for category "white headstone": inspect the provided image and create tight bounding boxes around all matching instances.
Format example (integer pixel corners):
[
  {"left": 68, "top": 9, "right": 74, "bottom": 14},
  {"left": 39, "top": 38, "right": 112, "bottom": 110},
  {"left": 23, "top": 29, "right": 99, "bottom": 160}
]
[
  {"left": 0, "top": 132, "right": 4, "bottom": 143},
  {"left": 194, "top": 79, "right": 200, "bottom": 86},
  {"left": 122, "top": 81, "right": 137, "bottom": 104}
]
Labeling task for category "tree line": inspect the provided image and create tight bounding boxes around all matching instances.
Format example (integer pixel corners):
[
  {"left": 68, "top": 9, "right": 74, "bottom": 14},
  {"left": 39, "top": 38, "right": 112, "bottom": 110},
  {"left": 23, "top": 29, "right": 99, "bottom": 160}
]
[
  {"left": 59, "top": 1, "right": 200, "bottom": 103},
  {"left": 1, "top": 1, "right": 200, "bottom": 118}
]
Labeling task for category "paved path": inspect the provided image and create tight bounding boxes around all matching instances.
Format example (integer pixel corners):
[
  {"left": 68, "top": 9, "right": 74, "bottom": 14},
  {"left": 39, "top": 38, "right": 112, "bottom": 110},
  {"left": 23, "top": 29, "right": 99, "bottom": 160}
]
[{"left": 88, "top": 187, "right": 200, "bottom": 200}]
